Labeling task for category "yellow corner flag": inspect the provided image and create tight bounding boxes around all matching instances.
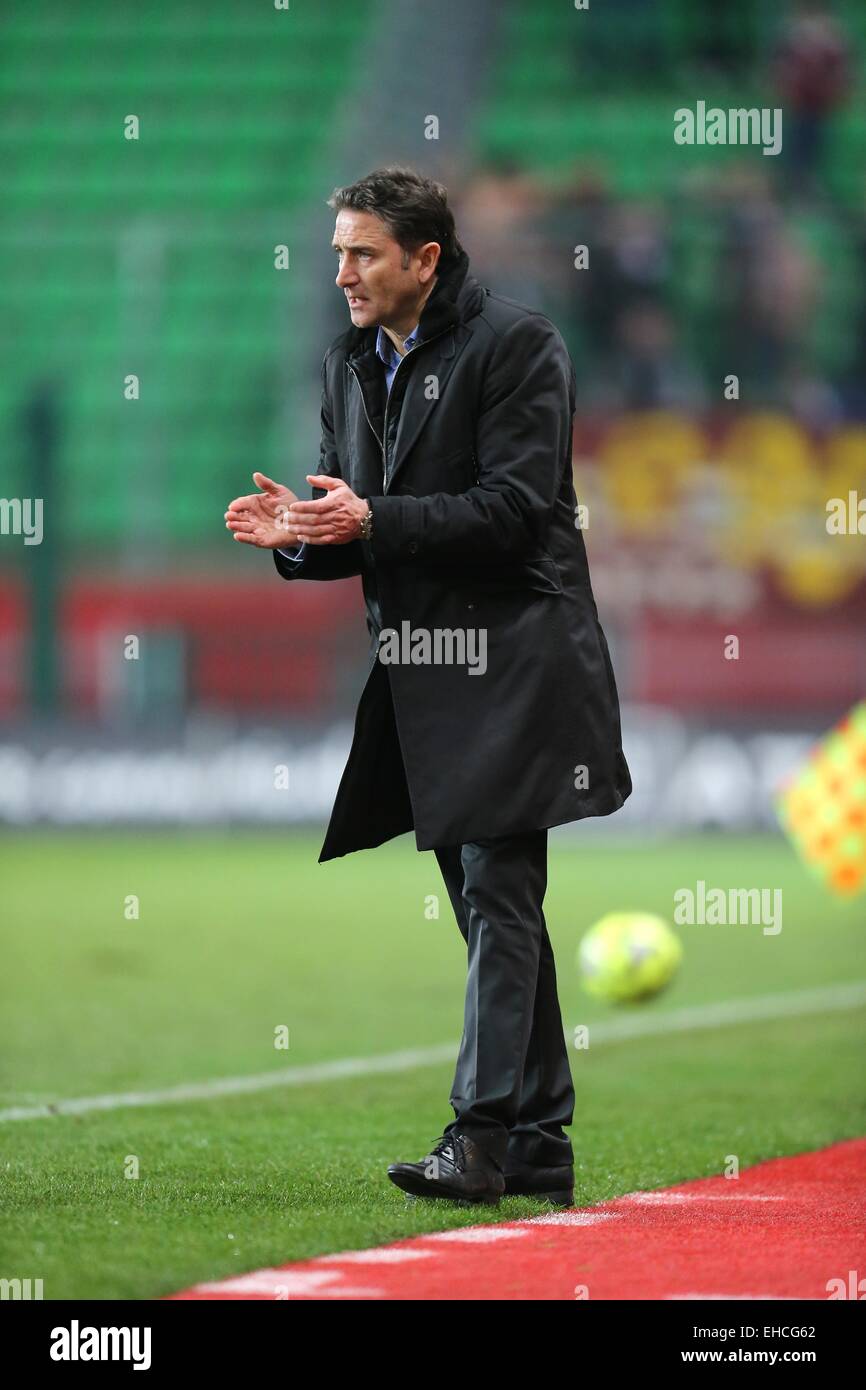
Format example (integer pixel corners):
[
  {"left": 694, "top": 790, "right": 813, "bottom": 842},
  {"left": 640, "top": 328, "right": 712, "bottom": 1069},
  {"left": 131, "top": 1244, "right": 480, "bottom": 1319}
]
[{"left": 776, "top": 701, "right": 866, "bottom": 897}]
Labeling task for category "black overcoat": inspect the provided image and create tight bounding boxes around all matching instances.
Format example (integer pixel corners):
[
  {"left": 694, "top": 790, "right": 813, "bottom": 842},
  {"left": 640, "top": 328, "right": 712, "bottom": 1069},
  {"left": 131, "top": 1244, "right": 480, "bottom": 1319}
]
[{"left": 274, "top": 250, "right": 632, "bottom": 860}]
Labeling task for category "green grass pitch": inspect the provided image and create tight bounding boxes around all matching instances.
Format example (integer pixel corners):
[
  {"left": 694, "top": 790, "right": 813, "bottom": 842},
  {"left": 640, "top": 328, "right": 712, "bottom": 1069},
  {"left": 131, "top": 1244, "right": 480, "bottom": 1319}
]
[{"left": 1, "top": 830, "right": 863, "bottom": 1299}]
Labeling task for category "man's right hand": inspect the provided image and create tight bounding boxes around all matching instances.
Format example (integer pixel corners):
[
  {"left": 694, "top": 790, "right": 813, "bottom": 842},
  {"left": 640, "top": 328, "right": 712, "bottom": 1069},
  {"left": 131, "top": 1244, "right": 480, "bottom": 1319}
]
[{"left": 225, "top": 472, "right": 301, "bottom": 549}]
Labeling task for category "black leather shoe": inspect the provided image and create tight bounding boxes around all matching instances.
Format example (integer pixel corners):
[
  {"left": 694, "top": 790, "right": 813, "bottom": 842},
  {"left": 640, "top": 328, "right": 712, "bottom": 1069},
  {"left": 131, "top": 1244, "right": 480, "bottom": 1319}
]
[
  {"left": 387, "top": 1132, "right": 506, "bottom": 1205},
  {"left": 503, "top": 1162, "right": 574, "bottom": 1206}
]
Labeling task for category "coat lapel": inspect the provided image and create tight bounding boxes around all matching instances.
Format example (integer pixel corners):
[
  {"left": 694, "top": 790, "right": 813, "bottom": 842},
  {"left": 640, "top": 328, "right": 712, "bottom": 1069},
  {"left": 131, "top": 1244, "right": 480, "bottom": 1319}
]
[
  {"left": 385, "top": 330, "right": 459, "bottom": 494},
  {"left": 343, "top": 251, "right": 484, "bottom": 496},
  {"left": 344, "top": 347, "right": 387, "bottom": 497}
]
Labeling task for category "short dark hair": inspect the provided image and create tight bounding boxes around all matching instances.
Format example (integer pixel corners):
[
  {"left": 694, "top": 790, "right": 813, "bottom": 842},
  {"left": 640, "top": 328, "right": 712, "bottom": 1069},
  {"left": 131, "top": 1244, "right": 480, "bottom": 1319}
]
[{"left": 327, "top": 166, "right": 465, "bottom": 274}]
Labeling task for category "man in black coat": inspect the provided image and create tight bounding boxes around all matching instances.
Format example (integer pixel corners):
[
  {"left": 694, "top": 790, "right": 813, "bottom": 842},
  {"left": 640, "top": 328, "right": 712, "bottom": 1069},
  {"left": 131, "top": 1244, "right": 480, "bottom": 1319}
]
[{"left": 226, "top": 166, "right": 632, "bottom": 1208}]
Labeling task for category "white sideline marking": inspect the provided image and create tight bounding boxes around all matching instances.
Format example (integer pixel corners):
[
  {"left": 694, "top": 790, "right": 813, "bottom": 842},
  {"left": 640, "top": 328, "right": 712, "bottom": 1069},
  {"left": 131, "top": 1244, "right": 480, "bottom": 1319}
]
[
  {"left": 0, "top": 1043, "right": 456, "bottom": 1124},
  {"left": 317, "top": 1248, "right": 435, "bottom": 1264},
  {"left": 194, "top": 1268, "right": 340, "bottom": 1296},
  {"left": 191, "top": 1268, "right": 384, "bottom": 1298},
  {"left": 668, "top": 1294, "right": 801, "bottom": 1301},
  {"left": 621, "top": 1192, "right": 786, "bottom": 1204},
  {"left": 2, "top": 980, "right": 864, "bottom": 1124},
  {"left": 424, "top": 1226, "right": 529, "bottom": 1243},
  {"left": 528, "top": 1212, "right": 619, "bottom": 1226}
]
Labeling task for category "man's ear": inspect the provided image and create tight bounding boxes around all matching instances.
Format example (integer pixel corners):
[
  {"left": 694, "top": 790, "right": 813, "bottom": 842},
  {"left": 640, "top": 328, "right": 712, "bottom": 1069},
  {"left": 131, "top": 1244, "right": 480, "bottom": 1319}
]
[{"left": 420, "top": 241, "right": 441, "bottom": 282}]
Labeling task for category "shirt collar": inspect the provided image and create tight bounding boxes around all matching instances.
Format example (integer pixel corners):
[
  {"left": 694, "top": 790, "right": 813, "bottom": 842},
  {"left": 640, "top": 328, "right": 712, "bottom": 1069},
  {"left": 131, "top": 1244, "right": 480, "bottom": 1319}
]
[{"left": 375, "top": 323, "right": 419, "bottom": 366}]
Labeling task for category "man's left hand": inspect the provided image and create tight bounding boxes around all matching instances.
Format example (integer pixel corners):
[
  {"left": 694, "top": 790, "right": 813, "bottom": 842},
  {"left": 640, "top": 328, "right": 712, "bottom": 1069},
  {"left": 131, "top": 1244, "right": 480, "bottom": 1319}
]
[{"left": 289, "top": 475, "right": 369, "bottom": 544}]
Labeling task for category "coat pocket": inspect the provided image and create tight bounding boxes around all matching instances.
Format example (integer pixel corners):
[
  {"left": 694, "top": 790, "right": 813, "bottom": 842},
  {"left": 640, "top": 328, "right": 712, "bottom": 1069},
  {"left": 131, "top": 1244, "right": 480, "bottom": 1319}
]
[
  {"left": 520, "top": 554, "right": 564, "bottom": 595},
  {"left": 465, "top": 553, "right": 564, "bottom": 598}
]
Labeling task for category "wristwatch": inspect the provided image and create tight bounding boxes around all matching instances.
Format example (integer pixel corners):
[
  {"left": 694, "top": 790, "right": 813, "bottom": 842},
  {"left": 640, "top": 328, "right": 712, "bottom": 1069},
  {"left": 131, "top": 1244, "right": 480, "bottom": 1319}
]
[{"left": 359, "top": 503, "right": 373, "bottom": 541}]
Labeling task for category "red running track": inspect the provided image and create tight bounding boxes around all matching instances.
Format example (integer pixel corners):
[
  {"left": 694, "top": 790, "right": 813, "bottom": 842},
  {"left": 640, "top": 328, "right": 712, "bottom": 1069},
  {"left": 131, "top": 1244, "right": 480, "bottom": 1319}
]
[{"left": 168, "top": 1138, "right": 866, "bottom": 1301}]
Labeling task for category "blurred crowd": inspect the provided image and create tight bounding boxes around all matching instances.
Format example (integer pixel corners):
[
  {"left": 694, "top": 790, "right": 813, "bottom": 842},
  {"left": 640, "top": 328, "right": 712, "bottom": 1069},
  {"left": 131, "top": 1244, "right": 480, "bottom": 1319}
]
[{"left": 452, "top": 2, "right": 863, "bottom": 426}]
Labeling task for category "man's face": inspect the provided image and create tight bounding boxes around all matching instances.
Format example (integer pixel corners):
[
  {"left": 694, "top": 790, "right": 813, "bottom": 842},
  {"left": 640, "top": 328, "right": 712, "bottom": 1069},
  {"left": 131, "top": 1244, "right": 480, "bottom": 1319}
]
[{"left": 332, "top": 209, "right": 438, "bottom": 330}]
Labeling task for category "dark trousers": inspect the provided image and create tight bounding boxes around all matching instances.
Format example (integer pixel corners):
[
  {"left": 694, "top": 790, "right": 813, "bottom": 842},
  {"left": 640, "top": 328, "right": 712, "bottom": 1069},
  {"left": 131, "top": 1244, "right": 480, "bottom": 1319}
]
[{"left": 433, "top": 831, "right": 575, "bottom": 1171}]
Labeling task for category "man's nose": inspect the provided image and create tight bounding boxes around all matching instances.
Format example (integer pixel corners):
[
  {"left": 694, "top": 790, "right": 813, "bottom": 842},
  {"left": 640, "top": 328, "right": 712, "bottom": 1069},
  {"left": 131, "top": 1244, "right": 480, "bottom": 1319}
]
[{"left": 335, "top": 262, "right": 357, "bottom": 288}]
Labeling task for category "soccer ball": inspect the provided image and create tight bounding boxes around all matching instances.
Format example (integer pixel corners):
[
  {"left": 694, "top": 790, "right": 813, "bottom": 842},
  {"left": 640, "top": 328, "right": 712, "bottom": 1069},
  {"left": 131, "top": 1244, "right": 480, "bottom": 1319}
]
[{"left": 577, "top": 912, "right": 682, "bottom": 1004}]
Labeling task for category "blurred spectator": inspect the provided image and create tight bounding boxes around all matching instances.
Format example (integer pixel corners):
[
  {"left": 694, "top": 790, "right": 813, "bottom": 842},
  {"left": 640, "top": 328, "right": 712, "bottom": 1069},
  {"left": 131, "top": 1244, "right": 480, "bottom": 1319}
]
[
  {"left": 560, "top": 191, "right": 673, "bottom": 378},
  {"left": 452, "top": 158, "right": 557, "bottom": 309},
  {"left": 714, "top": 166, "right": 818, "bottom": 402},
  {"left": 525, "top": 165, "right": 618, "bottom": 363},
  {"left": 842, "top": 200, "right": 866, "bottom": 419},
  {"left": 585, "top": 298, "right": 707, "bottom": 412},
  {"left": 774, "top": 2, "right": 851, "bottom": 199}
]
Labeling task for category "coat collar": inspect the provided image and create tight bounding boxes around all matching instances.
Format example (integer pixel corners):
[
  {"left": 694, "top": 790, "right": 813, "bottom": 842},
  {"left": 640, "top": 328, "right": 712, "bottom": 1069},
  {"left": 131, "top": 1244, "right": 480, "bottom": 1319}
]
[
  {"left": 342, "top": 249, "right": 485, "bottom": 496},
  {"left": 345, "top": 249, "right": 483, "bottom": 364}
]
